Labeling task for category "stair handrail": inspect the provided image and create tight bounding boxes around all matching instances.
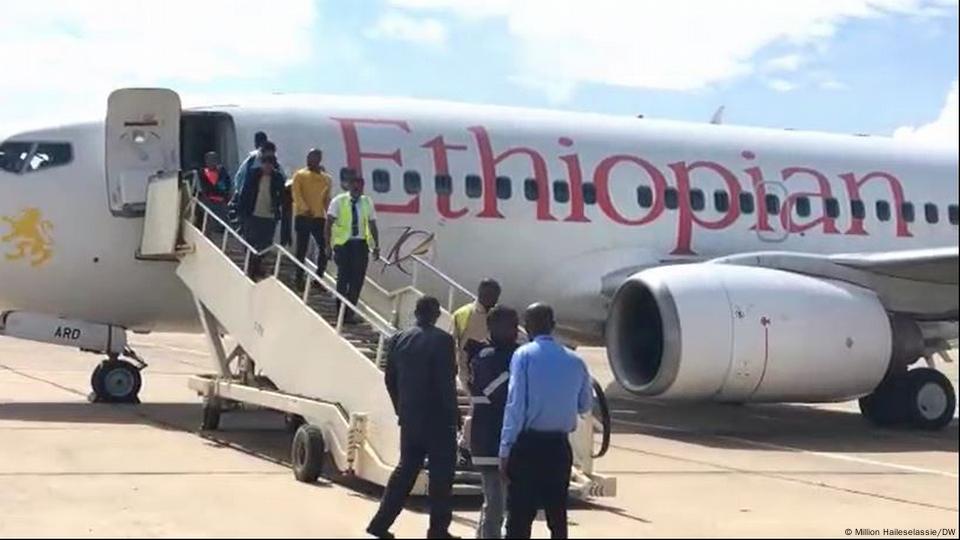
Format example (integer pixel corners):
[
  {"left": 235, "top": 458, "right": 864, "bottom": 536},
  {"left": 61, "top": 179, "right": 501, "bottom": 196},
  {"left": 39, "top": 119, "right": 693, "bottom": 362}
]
[{"left": 188, "top": 198, "right": 396, "bottom": 362}]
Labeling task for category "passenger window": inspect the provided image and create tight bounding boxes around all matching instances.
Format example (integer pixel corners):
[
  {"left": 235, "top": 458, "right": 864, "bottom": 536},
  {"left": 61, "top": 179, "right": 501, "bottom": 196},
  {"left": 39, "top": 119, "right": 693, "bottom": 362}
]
[
  {"left": 637, "top": 186, "right": 653, "bottom": 208},
  {"left": 435, "top": 174, "right": 453, "bottom": 196},
  {"left": 403, "top": 171, "right": 421, "bottom": 195},
  {"left": 372, "top": 169, "right": 391, "bottom": 193},
  {"left": 950, "top": 204, "right": 959, "bottom": 226},
  {"left": 0, "top": 142, "right": 31, "bottom": 174},
  {"left": 496, "top": 175, "right": 512, "bottom": 200},
  {"left": 465, "top": 174, "right": 483, "bottom": 199},
  {"left": 524, "top": 178, "right": 539, "bottom": 201},
  {"left": 714, "top": 190, "right": 730, "bottom": 212},
  {"left": 739, "top": 192, "right": 755, "bottom": 215},
  {"left": 690, "top": 189, "right": 705, "bottom": 211},
  {"left": 664, "top": 188, "right": 679, "bottom": 210},
  {"left": 902, "top": 202, "right": 915, "bottom": 223},
  {"left": 876, "top": 200, "right": 891, "bottom": 222},
  {"left": 825, "top": 198, "right": 840, "bottom": 219},
  {"left": 925, "top": 203, "right": 939, "bottom": 224},
  {"left": 765, "top": 194, "right": 781, "bottom": 215},
  {"left": 582, "top": 183, "right": 597, "bottom": 205},
  {"left": 553, "top": 180, "right": 570, "bottom": 203},
  {"left": 851, "top": 199, "right": 866, "bottom": 220},
  {"left": 796, "top": 196, "right": 811, "bottom": 218}
]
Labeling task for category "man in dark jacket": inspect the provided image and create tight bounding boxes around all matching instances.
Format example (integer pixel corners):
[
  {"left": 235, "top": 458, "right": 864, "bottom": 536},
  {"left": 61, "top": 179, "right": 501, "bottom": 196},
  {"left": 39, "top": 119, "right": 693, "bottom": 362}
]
[
  {"left": 367, "top": 296, "right": 459, "bottom": 540},
  {"left": 468, "top": 306, "right": 520, "bottom": 539},
  {"left": 236, "top": 155, "right": 284, "bottom": 278}
]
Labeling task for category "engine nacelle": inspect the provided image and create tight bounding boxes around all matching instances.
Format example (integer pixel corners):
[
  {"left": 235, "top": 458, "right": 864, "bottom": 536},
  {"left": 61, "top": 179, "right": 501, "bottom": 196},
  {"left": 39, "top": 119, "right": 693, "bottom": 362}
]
[{"left": 606, "top": 264, "right": 897, "bottom": 403}]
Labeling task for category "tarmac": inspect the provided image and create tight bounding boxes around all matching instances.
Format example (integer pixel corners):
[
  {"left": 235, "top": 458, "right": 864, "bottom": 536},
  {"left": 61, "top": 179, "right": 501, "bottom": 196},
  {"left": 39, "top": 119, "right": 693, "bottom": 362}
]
[{"left": 0, "top": 333, "right": 957, "bottom": 538}]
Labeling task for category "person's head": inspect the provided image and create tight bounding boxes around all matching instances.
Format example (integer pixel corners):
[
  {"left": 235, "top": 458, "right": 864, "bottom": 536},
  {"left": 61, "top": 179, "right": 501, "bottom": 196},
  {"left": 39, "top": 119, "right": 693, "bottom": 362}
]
[
  {"left": 487, "top": 306, "right": 519, "bottom": 346},
  {"left": 306, "top": 148, "right": 323, "bottom": 169},
  {"left": 204, "top": 151, "right": 220, "bottom": 168},
  {"left": 254, "top": 131, "right": 268, "bottom": 149},
  {"left": 260, "top": 140, "right": 277, "bottom": 159},
  {"left": 414, "top": 296, "right": 441, "bottom": 327},
  {"left": 477, "top": 279, "right": 502, "bottom": 311},
  {"left": 345, "top": 174, "right": 363, "bottom": 197},
  {"left": 524, "top": 303, "right": 555, "bottom": 339},
  {"left": 260, "top": 155, "right": 277, "bottom": 174}
]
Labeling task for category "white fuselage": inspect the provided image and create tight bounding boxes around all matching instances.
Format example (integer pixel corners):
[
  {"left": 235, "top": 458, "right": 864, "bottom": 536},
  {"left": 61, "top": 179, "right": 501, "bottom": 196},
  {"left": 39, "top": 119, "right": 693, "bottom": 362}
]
[{"left": 1, "top": 96, "right": 957, "bottom": 342}]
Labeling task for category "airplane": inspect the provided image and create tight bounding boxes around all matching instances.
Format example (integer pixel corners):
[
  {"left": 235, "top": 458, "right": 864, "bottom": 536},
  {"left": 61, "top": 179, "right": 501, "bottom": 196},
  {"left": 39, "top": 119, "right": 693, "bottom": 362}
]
[{"left": 0, "top": 88, "right": 956, "bottom": 430}]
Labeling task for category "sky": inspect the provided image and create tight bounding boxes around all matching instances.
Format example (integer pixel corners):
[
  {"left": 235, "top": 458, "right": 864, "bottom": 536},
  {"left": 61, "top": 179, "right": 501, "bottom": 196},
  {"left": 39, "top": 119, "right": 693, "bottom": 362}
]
[{"left": 1, "top": 0, "right": 957, "bottom": 146}]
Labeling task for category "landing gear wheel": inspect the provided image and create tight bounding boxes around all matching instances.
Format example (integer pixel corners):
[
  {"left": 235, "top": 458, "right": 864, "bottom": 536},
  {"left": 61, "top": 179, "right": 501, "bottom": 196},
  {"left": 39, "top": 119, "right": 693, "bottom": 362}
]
[
  {"left": 292, "top": 424, "right": 326, "bottom": 483},
  {"left": 201, "top": 400, "right": 222, "bottom": 431},
  {"left": 284, "top": 414, "right": 305, "bottom": 433},
  {"left": 903, "top": 368, "right": 956, "bottom": 431},
  {"left": 858, "top": 377, "right": 907, "bottom": 427},
  {"left": 90, "top": 359, "right": 142, "bottom": 404}
]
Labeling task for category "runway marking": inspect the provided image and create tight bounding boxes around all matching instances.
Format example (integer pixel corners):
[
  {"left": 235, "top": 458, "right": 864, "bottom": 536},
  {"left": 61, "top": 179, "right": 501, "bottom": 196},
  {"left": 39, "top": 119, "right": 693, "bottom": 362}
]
[
  {"left": 613, "top": 418, "right": 959, "bottom": 479},
  {"left": 606, "top": 440, "right": 959, "bottom": 513}
]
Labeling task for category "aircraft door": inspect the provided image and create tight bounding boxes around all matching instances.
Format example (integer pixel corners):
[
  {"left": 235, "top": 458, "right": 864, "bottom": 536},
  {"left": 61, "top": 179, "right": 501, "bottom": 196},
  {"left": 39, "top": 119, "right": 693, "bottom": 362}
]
[{"left": 105, "top": 89, "right": 181, "bottom": 217}]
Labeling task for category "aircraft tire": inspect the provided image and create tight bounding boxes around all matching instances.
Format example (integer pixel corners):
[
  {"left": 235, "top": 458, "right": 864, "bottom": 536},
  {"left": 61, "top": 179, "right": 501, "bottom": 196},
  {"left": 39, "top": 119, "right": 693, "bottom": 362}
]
[
  {"left": 91, "top": 359, "right": 142, "bottom": 404},
  {"left": 292, "top": 424, "right": 326, "bottom": 483},
  {"left": 903, "top": 368, "right": 956, "bottom": 431},
  {"left": 858, "top": 376, "right": 908, "bottom": 427}
]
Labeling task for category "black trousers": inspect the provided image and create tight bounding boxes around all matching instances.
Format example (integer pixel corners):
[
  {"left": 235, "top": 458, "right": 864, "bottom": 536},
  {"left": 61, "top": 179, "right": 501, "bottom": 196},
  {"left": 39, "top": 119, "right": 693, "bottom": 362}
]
[
  {"left": 506, "top": 431, "right": 573, "bottom": 539},
  {"left": 368, "top": 425, "right": 457, "bottom": 537},
  {"left": 333, "top": 240, "right": 369, "bottom": 320},
  {"left": 294, "top": 216, "right": 327, "bottom": 281}
]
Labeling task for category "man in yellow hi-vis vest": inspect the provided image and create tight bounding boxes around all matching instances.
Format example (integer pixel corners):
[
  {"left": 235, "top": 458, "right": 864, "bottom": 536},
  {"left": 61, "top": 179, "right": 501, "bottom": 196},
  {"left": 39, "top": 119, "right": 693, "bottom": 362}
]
[
  {"left": 451, "top": 279, "right": 502, "bottom": 389},
  {"left": 324, "top": 175, "right": 380, "bottom": 324}
]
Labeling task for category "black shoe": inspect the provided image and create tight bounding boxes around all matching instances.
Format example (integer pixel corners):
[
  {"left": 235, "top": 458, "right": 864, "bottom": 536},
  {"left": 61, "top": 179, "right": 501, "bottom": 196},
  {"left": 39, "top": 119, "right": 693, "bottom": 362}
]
[{"left": 365, "top": 525, "right": 395, "bottom": 539}]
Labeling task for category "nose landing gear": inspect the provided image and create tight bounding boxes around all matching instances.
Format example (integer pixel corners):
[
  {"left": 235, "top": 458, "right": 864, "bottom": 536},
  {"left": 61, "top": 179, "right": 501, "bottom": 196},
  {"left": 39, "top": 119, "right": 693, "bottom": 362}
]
[{"left": 90, "top": 348, "right": 147, "bottom": 404}]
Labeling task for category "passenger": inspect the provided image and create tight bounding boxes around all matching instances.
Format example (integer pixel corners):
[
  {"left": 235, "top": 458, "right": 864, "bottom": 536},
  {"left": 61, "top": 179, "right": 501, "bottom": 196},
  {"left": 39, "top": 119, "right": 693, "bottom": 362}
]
[
  {"left": 291, "top": 148, "right": 332, "bottom": 287},
  {"left": 451, "top": 279, "right": 502, "bottom": 389},
  {"left": 500, "top": 303, "right": 592, "bottom": 540},
  {"left": 469, "top": 306, "right": 520, "bottom": 539},
  {"left": 233, "top": 131, "right": 268, "bottom": 195},
  {"left": 196, "top": 151, "right": 231, "bottom": 228},
  {"left": 367, "top": 296, "right": 458, "bottom": 540},
  {"left": 230, "top": 139, "right": 285, "bottom": 228},
  {"left": 324, "top": 174, "right": 380, "bottom": 324},
  {"left": 236, "top": 155, "right": 285, "bottom": 279}
]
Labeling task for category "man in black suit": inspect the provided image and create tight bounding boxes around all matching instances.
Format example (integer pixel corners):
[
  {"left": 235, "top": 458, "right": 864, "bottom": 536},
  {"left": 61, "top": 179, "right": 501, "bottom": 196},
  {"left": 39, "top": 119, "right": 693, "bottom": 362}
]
[{"left": 367, "top": 296, "right": 459, "bottom": 540}]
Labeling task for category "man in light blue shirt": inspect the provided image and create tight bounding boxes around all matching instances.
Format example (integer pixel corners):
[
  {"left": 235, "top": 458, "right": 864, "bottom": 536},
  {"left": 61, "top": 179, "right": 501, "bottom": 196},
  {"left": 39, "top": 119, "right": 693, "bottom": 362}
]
[{"left": 499, "top": 303, "right": 592, "bottom": 539}]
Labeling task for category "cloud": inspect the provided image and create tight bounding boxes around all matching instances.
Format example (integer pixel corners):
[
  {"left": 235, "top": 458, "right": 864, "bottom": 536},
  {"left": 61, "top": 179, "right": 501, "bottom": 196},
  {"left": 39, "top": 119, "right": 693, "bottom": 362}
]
[
  {"left": 767, "top": 79, "right": 799, "bottom": 92},
  {"left": 894, "top": 80, "right": 959, "bottom": 146},
  {"left": 819, "top": 79, "right": 850, "bottom": 91},
  {"left": 764, "top": 54, "right": 805, "bottom": 72},
  {"left": 366, "top": 11, "right": 449, "bottom": 47},
  {"left": 390, "top": 0, "right": 959, "bottom": 100},
  {"left": 0, "top": 0, "right": 318, "bottom": 131}
]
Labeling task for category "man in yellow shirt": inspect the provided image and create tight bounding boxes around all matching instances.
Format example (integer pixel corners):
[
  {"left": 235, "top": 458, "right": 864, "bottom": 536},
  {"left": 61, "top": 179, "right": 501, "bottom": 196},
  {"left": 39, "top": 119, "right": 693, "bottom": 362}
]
[
  {"left": 291, "top": 148, "right": 333, "bottom": 287},
  {"left": 451, "top": 279, "right": 502, "bottom": 390}
]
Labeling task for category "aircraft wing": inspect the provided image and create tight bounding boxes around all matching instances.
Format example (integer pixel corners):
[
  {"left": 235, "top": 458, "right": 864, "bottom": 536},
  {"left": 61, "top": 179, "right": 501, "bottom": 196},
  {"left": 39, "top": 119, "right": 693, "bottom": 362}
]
[
  {"left": 711, "top": 247, "right": 959, "bottom": 320},
  {"left": 828, "top": 246, "right": 959, "bottom": 286}
]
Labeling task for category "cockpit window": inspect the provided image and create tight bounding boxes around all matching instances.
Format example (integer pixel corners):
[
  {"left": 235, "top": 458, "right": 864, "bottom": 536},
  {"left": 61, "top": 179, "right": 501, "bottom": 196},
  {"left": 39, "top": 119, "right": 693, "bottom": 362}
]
[
  {"left": 0, "top": 142, "right": 32, "bottom": 173},
  {"left": 0, "top": 141, "right": 73, "bottom": 174}
]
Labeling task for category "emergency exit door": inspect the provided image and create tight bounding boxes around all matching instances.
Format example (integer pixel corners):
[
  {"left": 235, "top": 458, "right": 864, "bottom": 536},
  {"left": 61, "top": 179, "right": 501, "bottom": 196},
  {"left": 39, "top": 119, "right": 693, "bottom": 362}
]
[{"left": 105, "top": 88, "right": 181, "bottom": 217}]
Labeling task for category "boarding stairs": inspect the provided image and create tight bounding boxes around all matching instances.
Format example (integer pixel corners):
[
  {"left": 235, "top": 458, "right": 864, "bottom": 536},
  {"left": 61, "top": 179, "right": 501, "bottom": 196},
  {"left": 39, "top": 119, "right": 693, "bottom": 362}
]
[{"left": 140, "top": 173, "right": 615, "bottom": 498}]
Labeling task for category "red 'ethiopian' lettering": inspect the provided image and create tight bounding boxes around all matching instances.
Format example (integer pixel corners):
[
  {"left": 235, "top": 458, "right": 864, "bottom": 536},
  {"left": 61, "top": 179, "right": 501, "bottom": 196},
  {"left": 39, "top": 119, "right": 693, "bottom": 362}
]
[
  {"left": 840, "top": 171, "right": 912, "bottom": 237},
  {"left": 469, "top": 126, "right": 555, "bottom": 221},
  {"left": 593, "top": 155, "right": 667, "bottom": 227},
  {"left": 422, "top": 135, "right": 469, "bottom": 219},
  {"left": 669, "top": 160, "right": 742, "bottom": 256},
  {"left": 332, "top": 117, "right": 418, "bottom": 214},
  {"left": 780, "top": 167, "right": 841, "bottom": 234}
]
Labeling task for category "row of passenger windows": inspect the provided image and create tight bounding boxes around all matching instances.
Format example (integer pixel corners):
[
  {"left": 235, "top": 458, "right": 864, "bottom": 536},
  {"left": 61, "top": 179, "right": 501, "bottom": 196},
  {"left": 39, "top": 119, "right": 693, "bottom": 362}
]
[
  {"left": 0, "top": 142, "right": 73, "bottom": 174},
  {"left": 346, "top": 167, "right": 960, "bottom": 226}
]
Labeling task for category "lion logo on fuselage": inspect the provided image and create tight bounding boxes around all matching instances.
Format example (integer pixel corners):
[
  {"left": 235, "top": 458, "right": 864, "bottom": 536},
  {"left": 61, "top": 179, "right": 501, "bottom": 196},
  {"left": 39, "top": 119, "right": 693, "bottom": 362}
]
[{"left": 1, "top": 208, "right": 54, "bottom": 267}]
